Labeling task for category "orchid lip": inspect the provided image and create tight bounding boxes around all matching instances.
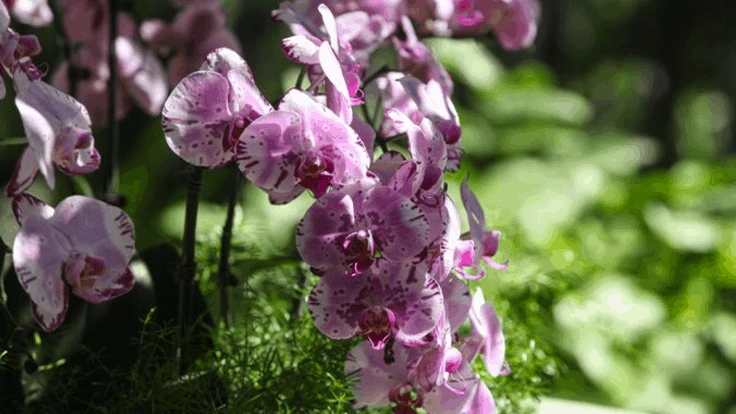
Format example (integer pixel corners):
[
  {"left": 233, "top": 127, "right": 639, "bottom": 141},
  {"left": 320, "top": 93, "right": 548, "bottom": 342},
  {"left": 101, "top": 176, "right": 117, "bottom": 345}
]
[{"left": 358, "top": 306, "right": 395, "bottom": 350}]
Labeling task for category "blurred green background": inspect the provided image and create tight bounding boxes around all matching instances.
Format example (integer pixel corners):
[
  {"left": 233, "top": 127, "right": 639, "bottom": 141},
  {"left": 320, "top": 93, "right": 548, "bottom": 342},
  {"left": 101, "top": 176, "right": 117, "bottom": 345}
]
[{"left": 1, "top": 0, "right": 735, "bottom": 413}]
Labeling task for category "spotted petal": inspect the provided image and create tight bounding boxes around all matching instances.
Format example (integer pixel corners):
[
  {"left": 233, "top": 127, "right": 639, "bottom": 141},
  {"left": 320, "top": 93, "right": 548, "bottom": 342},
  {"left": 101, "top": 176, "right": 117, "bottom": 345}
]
[
  {"left": 345, "top": 341, "right": 409, "bottom": 410},
  {"left": 235, "top": 110, "right": 304, "bottom": 197},
  {"left": 201, "top": 48, "right": 273, "bottom": 123},
  {"left": 281, "top": 34, "right": 321, "bottom": 64},
  {"left": 307, "top": 268, "right": 372, "bottom": 340},
  {"left": 362, "top": 186, "right": 430, "bottom": 261},
  {"left": 296, "top": 190, "right": 357, "bottom": 269},
  {"left": 13, "top": 215, "right": 71, "bottom": 331},
  {"left": 161, "top": 71, "right": 234, "bottom": 167}
]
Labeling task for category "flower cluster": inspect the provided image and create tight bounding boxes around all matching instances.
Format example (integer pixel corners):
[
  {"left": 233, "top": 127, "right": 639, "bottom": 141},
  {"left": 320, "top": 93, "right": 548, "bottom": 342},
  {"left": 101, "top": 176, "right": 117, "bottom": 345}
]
[
  {"left": 159, "top": 1, "right": 533, "bottom": 411},
  {"left": 1, "top": 1, "right": 137, "bottom": 332}
]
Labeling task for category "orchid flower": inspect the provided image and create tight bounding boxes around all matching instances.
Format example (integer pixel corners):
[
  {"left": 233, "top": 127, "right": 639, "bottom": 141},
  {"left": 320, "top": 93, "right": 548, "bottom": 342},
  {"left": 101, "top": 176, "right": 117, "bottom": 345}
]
[
  {"left": 455, "top": 177, "right": 509, "bottom": 279},
  {"left": 452, "top": 0, "right": 538, "bottom": 51},
  {"left": 308, "top": 259, "right": 443, "bottom": 349},
  {"left": 11, "top": 194, "right": 136, "bottom": 332},
  {"left": 141, "top": 1, "right": 241, "bottom": 85},
  {"left": 235, "top": 88, "right": 369, "bottom": 203},
  {"left": 3, "top": 0, "right": 52, "bottom": 28},
  {"left": 8, "top": 68, "right": 100, "bottom": 193},
  {"left": 392, "top": 16, "right": 453, "bottom": 96},
  {"left": 162, "top": 47, "right": 272, "bottom": 168},
  {"left": 295, "top": 180, "right": 430, "bottom": 275}
]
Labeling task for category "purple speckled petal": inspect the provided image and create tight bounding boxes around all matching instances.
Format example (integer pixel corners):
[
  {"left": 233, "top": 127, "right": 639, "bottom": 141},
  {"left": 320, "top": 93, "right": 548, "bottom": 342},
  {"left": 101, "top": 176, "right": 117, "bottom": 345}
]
[
  {"left": 345, "top": 340, "right": 409, "bottom": 410},
  {"left": 362, "top": 186, "right": 430, "bottom": 261},
  {"left": 5, "top": 146, "right": 39, "bottom": 196},
  {"left": 469, "top": 289, "right": 505, "bottom": 376},
  {"left": 296, "top": 190, "right": 357, "bottom": 269},
  {"left": 161, "top": 71, "right": 234, "bottom": 167},
  {"left": 439, "top": 274, "right": 471, "bottom": 333},
  {"left": 379, "top": 260, "right": 444, "bottom": 344},
  {"left": 201, "top": 48, "right": 272, "bottom": 123},
  {"left": 50, "top": 196, "right": 135, "bottom": 276},
  {"left": 10, "top": 193, "right": 54, "bottom": 226},
  {"left": 281, "top": 34, "right": 321, "bottom": 64},
  {"left": 235, "top": 110, "right": 304, "bottom": 196},
  {"left": 13, "top": 215, "right": 71, "bottom": 332},
  {"left": 307, "top": 267, "right": 373, "bottom": 339}
]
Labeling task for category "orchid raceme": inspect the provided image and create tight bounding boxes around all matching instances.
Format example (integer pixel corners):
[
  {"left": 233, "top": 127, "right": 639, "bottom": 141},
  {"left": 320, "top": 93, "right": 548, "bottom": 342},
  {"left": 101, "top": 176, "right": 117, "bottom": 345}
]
[
  {"left": 162, "top": 47, "right": 272, "bottom": 168},
  {"left": 11, "top": 194, "right": 136, "bottom": 332}
]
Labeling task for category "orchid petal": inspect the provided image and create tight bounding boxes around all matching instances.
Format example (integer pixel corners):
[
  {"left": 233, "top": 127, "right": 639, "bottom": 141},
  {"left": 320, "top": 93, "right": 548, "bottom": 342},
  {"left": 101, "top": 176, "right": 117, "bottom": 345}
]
[
  {"left": 384, "top": 261, "right": 444, "bottom": 344},
  {"left": 281, "top": 35, "right": 321, "bottom": 64},
  {"left": 440, "top": 274, "right": 471, "bottom": 333},
  {"left": 51, "top": 196, "right": 135, "bottom": 275},
  {"left": 161, "top": 71, "right": 234, "bottom": 167},
  {"left": 296, "top": 191, "right": 357, "bottom": 269},
  {"left": 10, "top": 193, "right": 54, "bottom": 226},
  {"left": 460, "top": 176, "right": 485, "bottom": 264},
  {"left": 362, "top": 186, "right": 430, "bottom": 261},
  {"left": 11, "top": 0, "right": 53, "bottom": 28},
  {"left": 307, "top": 268, "right": 371, "bottom": 339},
  {"left": 469, "top": 289, "right": 505, "bottom": 376},
  {"left": 235, "top": 110, "right": 304, "bottom": 196},
  {"left": 345, "top": 341, "right": 409, "bottom": 410},
  {"left": 319, "top": 42, "right": 352, "bottom": 123},
  {"left": 12, "top": 215, "right": 71, "bottom": 332},
  {"left": 5, "top": 146, "right": 39, "bottom": 197},
  {"left": 317, "top": 3, "right": 339, "bottom": 51}
]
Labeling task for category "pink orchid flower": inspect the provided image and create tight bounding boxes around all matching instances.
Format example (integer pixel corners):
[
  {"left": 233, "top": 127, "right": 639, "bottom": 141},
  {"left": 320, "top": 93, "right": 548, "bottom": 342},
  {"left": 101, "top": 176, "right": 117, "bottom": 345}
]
[
  {"left": 393, "top": 16, "right": 454, "bottom": 96},
  {"left": 235, "top": 89, "right": 369, "bottom": 204},
  {"left": 465, "top": 288, "right": 507, "bottom": 377},
  {"left": 162, "top": 48, "right": 272, "bottom": 168},
  {"left": 276, "top": 3, "right": 364, "bottom": 121},
  {"left": 8, "top": 68, "right": 100, "bottom": 193},
  {"left": 141, "top": 1, "right": 241, "bottom": 85},
  {"left": 295, "top": 180, "right": 430, "bottom": 275},
  {"left": 452, "top": 0, "right": 538, "bottom": 51},
  {"left": 308, "top": 259, "right": 443, "bottom": 349},
  {"left": 456, "top": 177, "right": 509, "bottom": 279},
  {"left": 11, "top": 194, "right": 136, "bottom": 332},
  {"left": 2, "top": 0, "right": 52, "bottom": 28},
  {"left": 345, "top": 340, "right": 423, "bottom": 411}
]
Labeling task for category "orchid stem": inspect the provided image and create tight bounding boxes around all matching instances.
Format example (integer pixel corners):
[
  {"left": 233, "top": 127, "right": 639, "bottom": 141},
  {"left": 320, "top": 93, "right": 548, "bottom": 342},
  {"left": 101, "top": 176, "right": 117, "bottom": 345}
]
[
  {"left": 176, "top": 165, "right": 203, "bottom": 376},
  {"left": 295, "top": 67, "right": 306, "bottom": 90},
  {"left": 217, "top": 166, "right": 242, "bottom": 329},
  {"left": 50, "top": 0, "right": 78, "bottom": 98},
  {"left": 104, "top": 0, "right": 121, "bottom": 203}
]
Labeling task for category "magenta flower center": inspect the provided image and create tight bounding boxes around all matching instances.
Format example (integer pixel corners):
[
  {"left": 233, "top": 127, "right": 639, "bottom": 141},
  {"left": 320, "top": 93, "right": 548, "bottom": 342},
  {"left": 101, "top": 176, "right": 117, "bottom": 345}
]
[
  {"left": 358, "top": 306, "right": 395, "bottom": 350},
  {"left": 63, "top": 251, "right": 106, "bottom": 291},
  {"left": 295, "top": 151, "right": 335, "bottom": 198},
  {"left": 388, "top": 382, "right": 423, "bottom": 413},
  {"left": 342, "top": 229, "right": 375, "bottom": 276}
]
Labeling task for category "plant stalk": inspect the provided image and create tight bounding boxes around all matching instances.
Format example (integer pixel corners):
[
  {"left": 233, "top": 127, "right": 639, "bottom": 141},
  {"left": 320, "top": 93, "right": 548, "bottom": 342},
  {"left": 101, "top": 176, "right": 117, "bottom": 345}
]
[
  {"left": 217, "top": 167, "right": 242, "bottom": 329},
  {"left": 176, "top": 166, "right": 203, "bottom": 376}
]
